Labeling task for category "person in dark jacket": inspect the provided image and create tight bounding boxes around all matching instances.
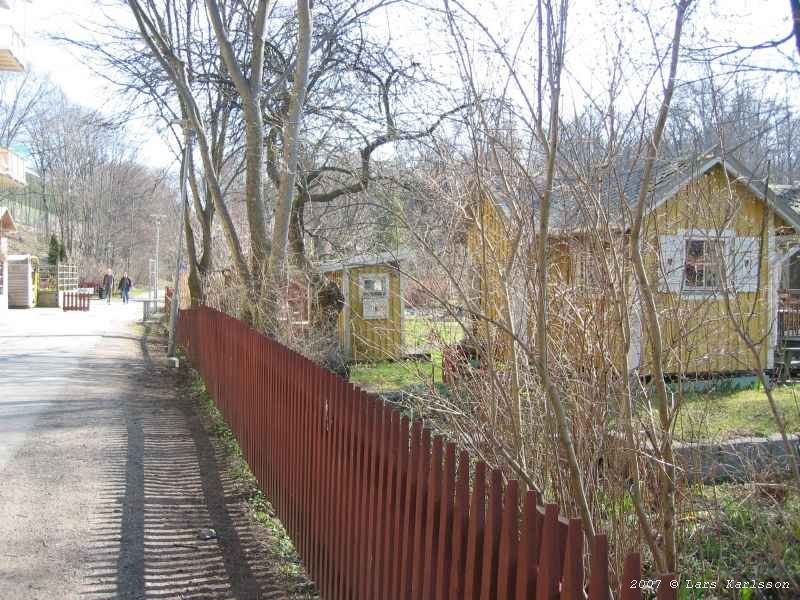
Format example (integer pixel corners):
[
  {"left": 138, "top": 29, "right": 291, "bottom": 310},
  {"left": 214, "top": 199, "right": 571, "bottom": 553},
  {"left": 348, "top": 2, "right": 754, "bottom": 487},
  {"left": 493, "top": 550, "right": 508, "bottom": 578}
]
[
  {"left": 102, "top": 268, "right": 114, "bottom": 304},
  {"left": 118, "top": 272, "right": 133, "bottom": 304}
]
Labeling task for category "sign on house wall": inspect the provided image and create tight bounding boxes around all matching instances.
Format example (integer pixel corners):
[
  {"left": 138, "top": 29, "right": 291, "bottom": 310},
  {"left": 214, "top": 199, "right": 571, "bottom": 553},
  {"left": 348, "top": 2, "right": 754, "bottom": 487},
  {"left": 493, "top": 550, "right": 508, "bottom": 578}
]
[{"left": 359, "top": 273, "right": 389, "bottom": 320}]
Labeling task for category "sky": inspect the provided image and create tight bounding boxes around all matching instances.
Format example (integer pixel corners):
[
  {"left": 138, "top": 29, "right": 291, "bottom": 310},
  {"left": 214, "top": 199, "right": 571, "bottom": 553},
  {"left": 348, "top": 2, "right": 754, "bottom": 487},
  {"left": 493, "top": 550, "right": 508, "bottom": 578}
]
[{"left": 11, "top": 0, "right": 800, "bottom": 173}]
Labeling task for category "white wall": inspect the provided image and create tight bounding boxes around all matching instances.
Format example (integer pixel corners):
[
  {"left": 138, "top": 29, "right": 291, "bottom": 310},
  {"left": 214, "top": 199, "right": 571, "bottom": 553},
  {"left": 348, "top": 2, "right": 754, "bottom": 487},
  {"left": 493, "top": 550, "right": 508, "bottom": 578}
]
[{"left": 0, "top": 257, "right": 7, "bottom": 311}]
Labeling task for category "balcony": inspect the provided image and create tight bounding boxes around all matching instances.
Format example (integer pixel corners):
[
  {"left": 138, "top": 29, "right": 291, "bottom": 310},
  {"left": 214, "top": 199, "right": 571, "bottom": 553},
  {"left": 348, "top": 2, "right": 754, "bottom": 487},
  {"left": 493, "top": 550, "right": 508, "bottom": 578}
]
[
  {"left": 0, "top": 147, "right": 25, "bottom": 186},
  {"left": 0, "top": 24, "right": 24, "bottom": 72}
]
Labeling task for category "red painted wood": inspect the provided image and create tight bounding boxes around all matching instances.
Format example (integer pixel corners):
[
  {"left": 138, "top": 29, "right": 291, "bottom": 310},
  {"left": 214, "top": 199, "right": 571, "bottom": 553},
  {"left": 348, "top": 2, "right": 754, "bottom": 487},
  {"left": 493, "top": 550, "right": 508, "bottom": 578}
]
[
  {"left": 496, "top": 480, "right": 518, "bottom": 600},
  {"left": 479, "top": 469, "right": 502, "bottom": 600},
  {"left": 657, "top": 574, "right": 677, "bottom": 600},
  {"left": 410, "top": 428, "right": 432, "bottom": 597},
  {"left": 535, "top": 504, "right": 560, "bottom": 600},
  {"left": 369, "top": 404, "right": 391, "bottom": 599},
  {"left": 434, "top": 443, "right": 456, "bottom": 600},
  {"left": 588, "top": 534, "right": 610, "bottom": 600},
  {"left": 449, "top": 452, "right": 470, "bottom": 600},
  {"left": 378, "top": 409, "right": 399, "bottom": 599},
  {"left": 390, "top": 417, "right": 410, "bottom": 600},
  {"left": 175, "top": 307, "right": 659, "bottom": 600},
  {"left": 561, "top": 518, "right": 584, "bottom": 600},
  {"left": 421, "top": 435, "right": 444, "bottom": 599},
  {"left": 515, "top": 490, "right": 540, "bottom": 600},
  {"left": 620, "top": 553, "right": 642, "bottom": 600},
  {"left": 464, "top": 461, "right": 486, "bottom": 600}
]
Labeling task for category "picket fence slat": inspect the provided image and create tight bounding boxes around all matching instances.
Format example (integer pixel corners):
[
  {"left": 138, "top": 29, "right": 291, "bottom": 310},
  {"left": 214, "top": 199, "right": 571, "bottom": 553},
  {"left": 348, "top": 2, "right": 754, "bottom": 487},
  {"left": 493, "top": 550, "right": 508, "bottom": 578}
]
[
  {"left": 176, "top": 306, "right": 648, "bottom": 600},
  {"left": 62, "top": 291, "right": 90, "bottom": 311}
]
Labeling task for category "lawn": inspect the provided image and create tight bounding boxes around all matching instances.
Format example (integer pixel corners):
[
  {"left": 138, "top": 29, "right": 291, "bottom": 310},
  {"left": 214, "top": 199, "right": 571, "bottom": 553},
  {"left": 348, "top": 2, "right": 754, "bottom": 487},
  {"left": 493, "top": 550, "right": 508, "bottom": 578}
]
[
  {"left": 349, "top": 315, "right": 463, "bottom": 392},
  {"left": 404, "top": 316, "right": 464, "bottom": 351},
  {"left": 681, "top": 482, "right": 800, "bottom": 588},
  {"left": 672, "top": 384, "right": 800, "bottom": 441},
  {"left": 349, "top": 355, "right": 443, "bottom": 392}
]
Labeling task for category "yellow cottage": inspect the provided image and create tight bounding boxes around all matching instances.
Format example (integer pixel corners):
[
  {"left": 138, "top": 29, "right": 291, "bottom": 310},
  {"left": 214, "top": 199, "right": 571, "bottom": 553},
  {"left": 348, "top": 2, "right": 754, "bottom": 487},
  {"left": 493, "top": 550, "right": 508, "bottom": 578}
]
[
  {"left": 466, "top": 148, "right": 800, "bottom": 378},
  {"left": 320, "top": 251, "right": 407, "bottom": 362}
]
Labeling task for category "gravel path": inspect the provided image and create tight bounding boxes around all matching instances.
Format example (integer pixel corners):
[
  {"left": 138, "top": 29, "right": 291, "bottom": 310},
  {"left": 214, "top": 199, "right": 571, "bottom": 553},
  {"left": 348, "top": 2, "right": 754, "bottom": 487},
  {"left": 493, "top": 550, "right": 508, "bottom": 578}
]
[{"left": 0, "top": 302, "right": 287, "bottom": 599}]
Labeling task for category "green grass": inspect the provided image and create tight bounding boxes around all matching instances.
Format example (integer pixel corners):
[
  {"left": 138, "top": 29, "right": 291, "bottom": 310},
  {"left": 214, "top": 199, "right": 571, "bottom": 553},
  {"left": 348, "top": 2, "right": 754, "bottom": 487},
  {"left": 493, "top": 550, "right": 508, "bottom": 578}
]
[
  {"left": 672, "top": 384, "right": 800, "bottom": 441},
  {"left": 130, "top": 283, "right": 172, "bottom": 299},
  {"left": 680, "top": 483, "right": 800, "bottom": 593},
  {"left": 349, "top": 316, "right": 464, "bottom": 392},
  {"left": 404, "top": 316, "right": 464, "bottom": 350},
  {"left": 349, "top": 357, "right": 442, "bottom": 392},
  {"left": 190, "top": 376, "right": 316, "bottom": 592}
]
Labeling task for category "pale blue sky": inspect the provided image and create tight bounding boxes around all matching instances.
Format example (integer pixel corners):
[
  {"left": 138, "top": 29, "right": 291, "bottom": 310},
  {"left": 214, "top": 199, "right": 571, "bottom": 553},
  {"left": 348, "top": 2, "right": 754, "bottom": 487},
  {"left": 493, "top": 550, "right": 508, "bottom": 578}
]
[{"left": 15, "top": 0, "right": 799, "bottom": 171}]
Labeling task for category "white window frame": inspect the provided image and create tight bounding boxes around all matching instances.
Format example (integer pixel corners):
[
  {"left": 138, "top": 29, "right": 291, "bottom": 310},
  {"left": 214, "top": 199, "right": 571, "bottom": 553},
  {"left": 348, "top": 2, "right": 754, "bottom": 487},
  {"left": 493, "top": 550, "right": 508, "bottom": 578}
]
[
  {"left": 358, "top": 272, "right": 390, "bottom": 320},
  {"left": 683, "top": 236, "right": 726, "bottom": 292},
  {"left": 659, "top": 229, "right": 739, "bottom": 299},
  {"left": 573, "top": 251, "right": 603, "bottom": 292},
  {"left": 358, "top": 273, "right": 389, "bottom": 299}
]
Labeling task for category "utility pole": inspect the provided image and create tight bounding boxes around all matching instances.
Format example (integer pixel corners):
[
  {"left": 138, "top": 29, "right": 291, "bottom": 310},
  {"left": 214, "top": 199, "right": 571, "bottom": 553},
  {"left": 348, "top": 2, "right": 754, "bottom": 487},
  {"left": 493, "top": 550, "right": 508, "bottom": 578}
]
[
  {"left": 168, "top": 120, "right": 193, "bottom": 358},
  {"left": 150, "top": 213, "right": 166, "bottom": 302}
]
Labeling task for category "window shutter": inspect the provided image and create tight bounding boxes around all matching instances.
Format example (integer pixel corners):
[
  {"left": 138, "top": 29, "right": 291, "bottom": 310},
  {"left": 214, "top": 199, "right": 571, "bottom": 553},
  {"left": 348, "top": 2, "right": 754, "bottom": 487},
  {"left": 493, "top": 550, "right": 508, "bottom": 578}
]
[
  {"left": 731, "top": 236, "right": 759, "bottom": 293},
  {"left": 659, "top": 235, "right": 684, "bottom": 293}
]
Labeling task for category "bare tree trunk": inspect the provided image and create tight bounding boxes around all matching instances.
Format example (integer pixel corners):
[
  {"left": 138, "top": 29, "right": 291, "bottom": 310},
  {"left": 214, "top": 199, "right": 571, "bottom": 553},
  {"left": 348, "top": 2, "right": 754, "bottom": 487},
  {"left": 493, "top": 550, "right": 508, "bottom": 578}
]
[
  {"left": 126, "top": 0, "right": 251, "bottom": 288},
  {"left": 205, "top": 0, "right": 271, "bottom": 277},
  {"left": 532, "top": 2, "right": 596, "bottom": 538},
  {"left": 268, "top": 0, "right": 313, "bottom": 309},
  {"left": 626, "top": 0, "right": 692, "bottom": 574}
]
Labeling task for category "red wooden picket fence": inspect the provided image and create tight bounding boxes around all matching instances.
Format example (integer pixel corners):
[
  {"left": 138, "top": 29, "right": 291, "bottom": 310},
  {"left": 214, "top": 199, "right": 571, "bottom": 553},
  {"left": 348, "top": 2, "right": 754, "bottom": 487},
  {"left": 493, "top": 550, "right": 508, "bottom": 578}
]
[
  {"left": 177, "top": 306, "right": 676, "bottom": 600},
  {"left": 62, "top": 291, "right": 90, "bottom": 311}
]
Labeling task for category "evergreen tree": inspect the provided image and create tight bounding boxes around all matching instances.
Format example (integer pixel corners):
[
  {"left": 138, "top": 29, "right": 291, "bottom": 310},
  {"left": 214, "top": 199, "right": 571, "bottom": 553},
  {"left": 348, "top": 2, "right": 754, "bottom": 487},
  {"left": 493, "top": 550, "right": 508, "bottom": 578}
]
[
  {"left": 59, "top": 241, "right": 67, "bottom": 262},
  {"left": 48, "top": 235, "right": 60, "bottom": 265}
]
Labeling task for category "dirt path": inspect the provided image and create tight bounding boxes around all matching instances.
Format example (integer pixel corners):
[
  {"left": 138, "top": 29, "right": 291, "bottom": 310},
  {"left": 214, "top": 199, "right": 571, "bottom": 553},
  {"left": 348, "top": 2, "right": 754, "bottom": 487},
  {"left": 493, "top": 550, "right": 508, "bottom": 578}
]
[{"left": 0, "top": 303, "right": 292, "bottom": 599}]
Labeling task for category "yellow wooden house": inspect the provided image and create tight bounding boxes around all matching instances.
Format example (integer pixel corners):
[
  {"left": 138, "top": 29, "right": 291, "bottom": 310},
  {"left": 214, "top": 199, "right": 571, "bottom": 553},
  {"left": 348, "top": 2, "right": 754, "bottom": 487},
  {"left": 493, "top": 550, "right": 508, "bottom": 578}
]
[
  {"left": 466, "top": 148, "right": 800, "bottom": 377},
  {"left": 320, "top": 251, "right": 408, "bottom": 362}
]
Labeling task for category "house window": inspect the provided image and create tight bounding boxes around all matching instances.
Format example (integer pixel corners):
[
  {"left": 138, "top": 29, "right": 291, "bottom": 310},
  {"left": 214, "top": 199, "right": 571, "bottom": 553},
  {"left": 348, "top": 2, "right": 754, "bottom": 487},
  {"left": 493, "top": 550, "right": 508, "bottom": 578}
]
[
  {"left": 359, "top": 273, "right": 389, "bottom": 320},
  {"left": 361, "top": 276, "right": 387, "bottom": 298},
  {"left": 684, "top": 238, "right": 724, "bottom": 290},
  {"left": 574, "top": 253, "right": 601, "bottom": 290},
  {"left": 787, "top": 253, "right": 800, "bottom": 291}
]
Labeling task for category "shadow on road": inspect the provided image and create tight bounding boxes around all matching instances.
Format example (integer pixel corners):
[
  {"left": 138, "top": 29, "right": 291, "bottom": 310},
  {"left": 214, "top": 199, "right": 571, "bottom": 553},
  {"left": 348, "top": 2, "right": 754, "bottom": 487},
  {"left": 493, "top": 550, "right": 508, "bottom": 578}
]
[{"left": 76, "top": 328, "right": 281, "bottom": 599}]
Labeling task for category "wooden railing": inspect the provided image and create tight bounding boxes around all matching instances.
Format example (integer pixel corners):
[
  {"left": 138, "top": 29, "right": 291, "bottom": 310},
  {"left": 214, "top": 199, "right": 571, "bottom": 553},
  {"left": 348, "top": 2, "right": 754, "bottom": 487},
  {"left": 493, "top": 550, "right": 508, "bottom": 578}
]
[
  {"left": 62, "top": 291, "right": 90, "bottom": 312},
  {"left": 778, "top": 308, "right": 800, "bottom": 342},
  {"left": 177, "top": 306, "right": 675, "bottom": 599}
]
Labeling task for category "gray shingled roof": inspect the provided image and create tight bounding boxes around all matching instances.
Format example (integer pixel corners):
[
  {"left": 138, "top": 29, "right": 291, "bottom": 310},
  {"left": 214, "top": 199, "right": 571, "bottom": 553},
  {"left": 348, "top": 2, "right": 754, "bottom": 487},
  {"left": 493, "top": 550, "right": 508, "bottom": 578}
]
[
  {"left": 483, "top": 148, "right": 800, "bottom": 232},
  {"left": 317, "top": 249, "right": 410, "bottom": 273},
  {"left": 774, "top": 184, "right": 800, "bottom": 211}
]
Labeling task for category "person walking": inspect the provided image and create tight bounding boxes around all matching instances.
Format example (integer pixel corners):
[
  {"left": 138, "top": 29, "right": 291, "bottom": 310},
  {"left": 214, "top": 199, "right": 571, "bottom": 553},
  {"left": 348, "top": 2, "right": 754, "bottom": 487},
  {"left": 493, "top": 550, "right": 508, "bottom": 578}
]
[
  {"left": 102, "top": 268, "right": 114, "bottom": 304},
  {"left": 118, "top": 272, "right": 132, "bottom": 304}
]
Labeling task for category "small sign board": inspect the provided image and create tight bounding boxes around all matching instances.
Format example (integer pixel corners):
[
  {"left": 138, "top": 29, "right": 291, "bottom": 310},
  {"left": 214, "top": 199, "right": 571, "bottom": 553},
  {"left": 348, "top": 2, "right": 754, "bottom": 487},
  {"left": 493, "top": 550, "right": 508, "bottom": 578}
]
[{"left": 363, "top": 297, "right": 388, "bottom": 320}]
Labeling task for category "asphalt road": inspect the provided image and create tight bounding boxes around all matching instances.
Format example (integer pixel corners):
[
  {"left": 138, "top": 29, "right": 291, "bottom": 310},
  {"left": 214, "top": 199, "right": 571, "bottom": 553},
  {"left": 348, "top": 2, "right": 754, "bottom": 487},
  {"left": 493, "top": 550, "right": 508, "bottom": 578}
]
[
  {"left": 0, "top": 301, "right": 145, "bottom": 598},
  {"left": 0, "top": 301, "right": 284, "bottom": 599},
  {"left": 0, "top": 301, "right": 136, "bottom": 472}
]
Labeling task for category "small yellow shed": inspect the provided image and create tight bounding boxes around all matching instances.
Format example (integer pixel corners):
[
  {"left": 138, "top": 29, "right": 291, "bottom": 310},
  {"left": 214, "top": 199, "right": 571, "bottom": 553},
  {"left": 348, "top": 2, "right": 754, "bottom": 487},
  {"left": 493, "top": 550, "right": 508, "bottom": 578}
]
[{"left": 320, "top": 251, "right": 408, "bottom": 362}]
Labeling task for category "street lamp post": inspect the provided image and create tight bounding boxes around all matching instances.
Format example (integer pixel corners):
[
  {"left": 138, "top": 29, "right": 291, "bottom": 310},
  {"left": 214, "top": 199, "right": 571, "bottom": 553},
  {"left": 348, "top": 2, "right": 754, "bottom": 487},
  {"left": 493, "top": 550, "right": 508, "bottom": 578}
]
[
  {"left": 149, "top": 213, "right": 166, "bottom": 302},
  {"left": 168, "top": 120, "right": 194, "bottom": 358}
]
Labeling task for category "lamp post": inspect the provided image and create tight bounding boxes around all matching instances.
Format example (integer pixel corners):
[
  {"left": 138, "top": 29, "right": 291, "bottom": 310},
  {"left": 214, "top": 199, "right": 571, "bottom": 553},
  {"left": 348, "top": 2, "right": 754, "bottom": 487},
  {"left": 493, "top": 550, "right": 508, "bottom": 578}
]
[
  {"left": 167, "top": 119, "right": 194, "bottom": 358},
  {"left": 149, "top": 213, "right": 166, "bottom": 301}
]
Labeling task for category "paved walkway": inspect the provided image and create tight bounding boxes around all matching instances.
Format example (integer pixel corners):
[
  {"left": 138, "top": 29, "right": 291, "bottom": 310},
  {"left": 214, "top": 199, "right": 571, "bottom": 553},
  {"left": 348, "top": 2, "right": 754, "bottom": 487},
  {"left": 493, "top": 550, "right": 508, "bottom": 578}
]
[{"left": 0, "top": 301, "right": 284, "bottom": 599}]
